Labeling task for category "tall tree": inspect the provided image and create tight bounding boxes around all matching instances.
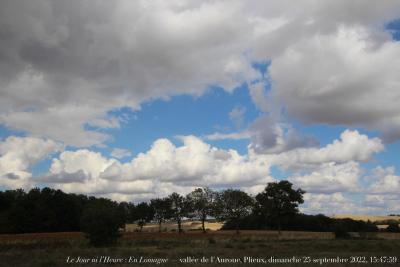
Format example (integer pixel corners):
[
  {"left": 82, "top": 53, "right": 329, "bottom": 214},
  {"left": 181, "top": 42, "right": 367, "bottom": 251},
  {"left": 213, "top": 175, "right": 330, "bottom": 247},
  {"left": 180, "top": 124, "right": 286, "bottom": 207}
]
[
  {"left": 186, "top": 187, "right": 217, "bottom": 233},
  {"left": 215, "top": 189, "right": 254, "bottom": 234},
  {"left": 256, "top": 180, "right": 305, "bottom": 234},
  {"left": 118, "top": 201, "right": 136, "bottom": 231},
  {"left": 150, "top": 198, "right": 172, "bottom": 232},
  {"left": 167, "top": 192, "right": 189, "bottom": 233},
  {"left": 133, "top": 202, "right": 154, "bottom": 232}
]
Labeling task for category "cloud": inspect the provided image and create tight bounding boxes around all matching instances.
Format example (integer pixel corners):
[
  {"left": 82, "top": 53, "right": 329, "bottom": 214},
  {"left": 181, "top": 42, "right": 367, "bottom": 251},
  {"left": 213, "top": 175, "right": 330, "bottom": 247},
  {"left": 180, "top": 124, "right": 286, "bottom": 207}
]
[
  {"left": 206, "top": 116, "right": 318, "bottom": 154},
  {"left": 101, "top": 136, "right": 273, "bottom": 187},
  {"left": 2, "top": 1, "right": 400, "bottom": 145},
  {"left": 0, "top": 105, "right": 113, "bottom": 147},
  {"left": 248, "top": 82, "right": 269, "bottom": 112},
  {"left": 289, "top": 162, "right": 361, "bottom": 194},
  {"left": 49, "top": 149, "right": 117, "bottom": 179},
  {"left": 111, "top": 148, "right": 132, "bottom": 159},
  {"left": 34, "top": 136, "right": 273, "bottom": 201},
  {"left": 205, "top": 131, "right": 251, "bottom": 141},
  {"left": 299, "top": 192, "right": 387, "bottom": 215},
  {"left": 0, "top": 136, "right": 62, "bottom": 188},
  {"left": 363, "top": 194, "right": 400, "bottom": 212},
  {"left": 3, "top": 173, "right": 20, "bottom": 180},
  {"left": 301, "top": 192, "right": 400, "bottom": 216},
  {"left": 36, "top": 170, "right": 87, "bottom": 184},
  {"left": 2, "top": 1, "right": 400, "bottom": 211},
  {"left": 368, "top": 166, "right": 400, "bottom": 194},
  {"left": 200, "top": 130, "right": 382, "bottom": 192},
  {"left": 301, "top": 193, "right": 353, "bottom": 215},
  {"left": 253, "top": 130, "right": 383, "bottom": 194},
  {"left": 248, "top": 117, "right": 318, "bottom": 154},
  {"left": 229, "top": 106, "right": 246, "bottom": 129},
  {"left": 0, "top": 129, "right": 387, "bottom": 214},
  {"left": 27, "top": 129, "right": 382, "bottom": 203},
  {"left": 267, "top": 25, "right": 400, "bottom": 142},
  {"left": 250, "top": 0, "right": 400, "bottom": 60},
  {"left": 0, "top": 0, "right": 260, "bottom": 146},
  {"left": 269, "top": 130, "right": 383, "bottom": 170},
  {"left": 43, "top": 149, "right": 153, "bottom": 197}
]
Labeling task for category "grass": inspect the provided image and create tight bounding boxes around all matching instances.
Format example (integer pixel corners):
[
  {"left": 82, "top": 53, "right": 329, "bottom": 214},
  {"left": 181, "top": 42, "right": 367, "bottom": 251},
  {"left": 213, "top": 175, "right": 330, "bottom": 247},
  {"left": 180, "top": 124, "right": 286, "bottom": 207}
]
[{"left": 1, "top": 230, "right": 400, "bottom": 266}]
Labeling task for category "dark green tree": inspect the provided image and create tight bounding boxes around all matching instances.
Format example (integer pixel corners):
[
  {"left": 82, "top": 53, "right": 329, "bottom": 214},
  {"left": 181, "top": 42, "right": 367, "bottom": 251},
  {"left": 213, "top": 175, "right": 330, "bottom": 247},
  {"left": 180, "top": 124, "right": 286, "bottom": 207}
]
[
  {"left": 215, "top": 189, "right": 254, "bottom": 234},
  {"left": 0, "top": 189, "right": 25, "bottom": 233},
  {"left": 133, "top": 202, "right": 154, "bottom": 232},
  {"left": 80, "top": 199, "right": 124, "bottom": 246},
  {"left": 167, "top": 192, "right": 190, "bottom": 233},
  {"left": 256, "top": 180, "right": 305, "bottom": 234},
  {"left": 118, "top": 201, "right": 136, "bottom": 231},
  {"left": 186, "top": 187, "right": 217, "bottom": 233},
  {"left": 150, "top": 198, "right": 172, "bottom": 232}
]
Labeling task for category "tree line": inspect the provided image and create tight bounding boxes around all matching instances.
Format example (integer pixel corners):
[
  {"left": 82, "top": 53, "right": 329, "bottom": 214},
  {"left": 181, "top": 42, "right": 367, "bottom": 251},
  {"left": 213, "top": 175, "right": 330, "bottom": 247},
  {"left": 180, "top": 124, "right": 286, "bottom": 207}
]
[
  {"left": 0, "top": 181, "right": 302, "bottom": 234},
  {"left": 0, "top": 180, "right": 385, "bottom": 245}
]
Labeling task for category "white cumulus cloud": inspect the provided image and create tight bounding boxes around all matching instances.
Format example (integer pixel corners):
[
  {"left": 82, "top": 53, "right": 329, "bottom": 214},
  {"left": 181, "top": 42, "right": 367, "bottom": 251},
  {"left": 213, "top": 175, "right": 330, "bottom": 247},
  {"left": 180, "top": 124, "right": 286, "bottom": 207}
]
[
  {"left": 38, "top": 136, "right": 273, "bottom": 201},
  {"left": 0, "top": 136, "right": 62, "bottom": 188}
]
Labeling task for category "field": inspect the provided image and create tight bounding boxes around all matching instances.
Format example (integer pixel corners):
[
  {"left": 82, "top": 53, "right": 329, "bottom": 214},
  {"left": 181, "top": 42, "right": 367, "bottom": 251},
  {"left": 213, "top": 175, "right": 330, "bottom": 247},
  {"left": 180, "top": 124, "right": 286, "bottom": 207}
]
[
  {"left": 1, "top": 228, "right": 400, "bottom": 267},
  {"left": 125, "top": 221, "right": 223, "bottom": 232}
]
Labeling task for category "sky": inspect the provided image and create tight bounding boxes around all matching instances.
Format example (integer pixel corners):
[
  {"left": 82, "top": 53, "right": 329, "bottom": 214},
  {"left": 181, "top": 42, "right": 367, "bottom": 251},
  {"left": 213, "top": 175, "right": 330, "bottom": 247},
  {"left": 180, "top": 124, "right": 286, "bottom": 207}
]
[{"left": 1, "top": 0, "right": 400, "bottom": 215}]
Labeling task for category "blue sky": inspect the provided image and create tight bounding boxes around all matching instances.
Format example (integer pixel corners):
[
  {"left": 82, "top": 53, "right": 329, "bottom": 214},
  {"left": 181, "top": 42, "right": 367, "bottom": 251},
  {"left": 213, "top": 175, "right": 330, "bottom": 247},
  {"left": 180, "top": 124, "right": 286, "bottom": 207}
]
[
  {"left": 106, "top": 85, "right": 259, "bottom": 156},
  {"left": 1, "top": 1, "right": 400, "bottom": 215}
]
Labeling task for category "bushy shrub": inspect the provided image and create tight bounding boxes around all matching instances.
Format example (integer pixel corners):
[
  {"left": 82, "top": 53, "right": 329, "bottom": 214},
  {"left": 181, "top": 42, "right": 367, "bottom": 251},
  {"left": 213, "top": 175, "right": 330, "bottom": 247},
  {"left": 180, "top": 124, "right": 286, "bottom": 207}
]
[
  {"left": 333, "top": 223, "right": 351, "bottom": 239},
  {"left": 222, "top": 213, "right": 378, "bottom": 234},
  {"left": 222, "top": 214, "right": 267, "bottom": 230},
  {"left": 386, "top": 223, "right": 400, "bottom": 233},
  {"left": 80, "top": 199, "right": 124, "bottom": 247}
]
